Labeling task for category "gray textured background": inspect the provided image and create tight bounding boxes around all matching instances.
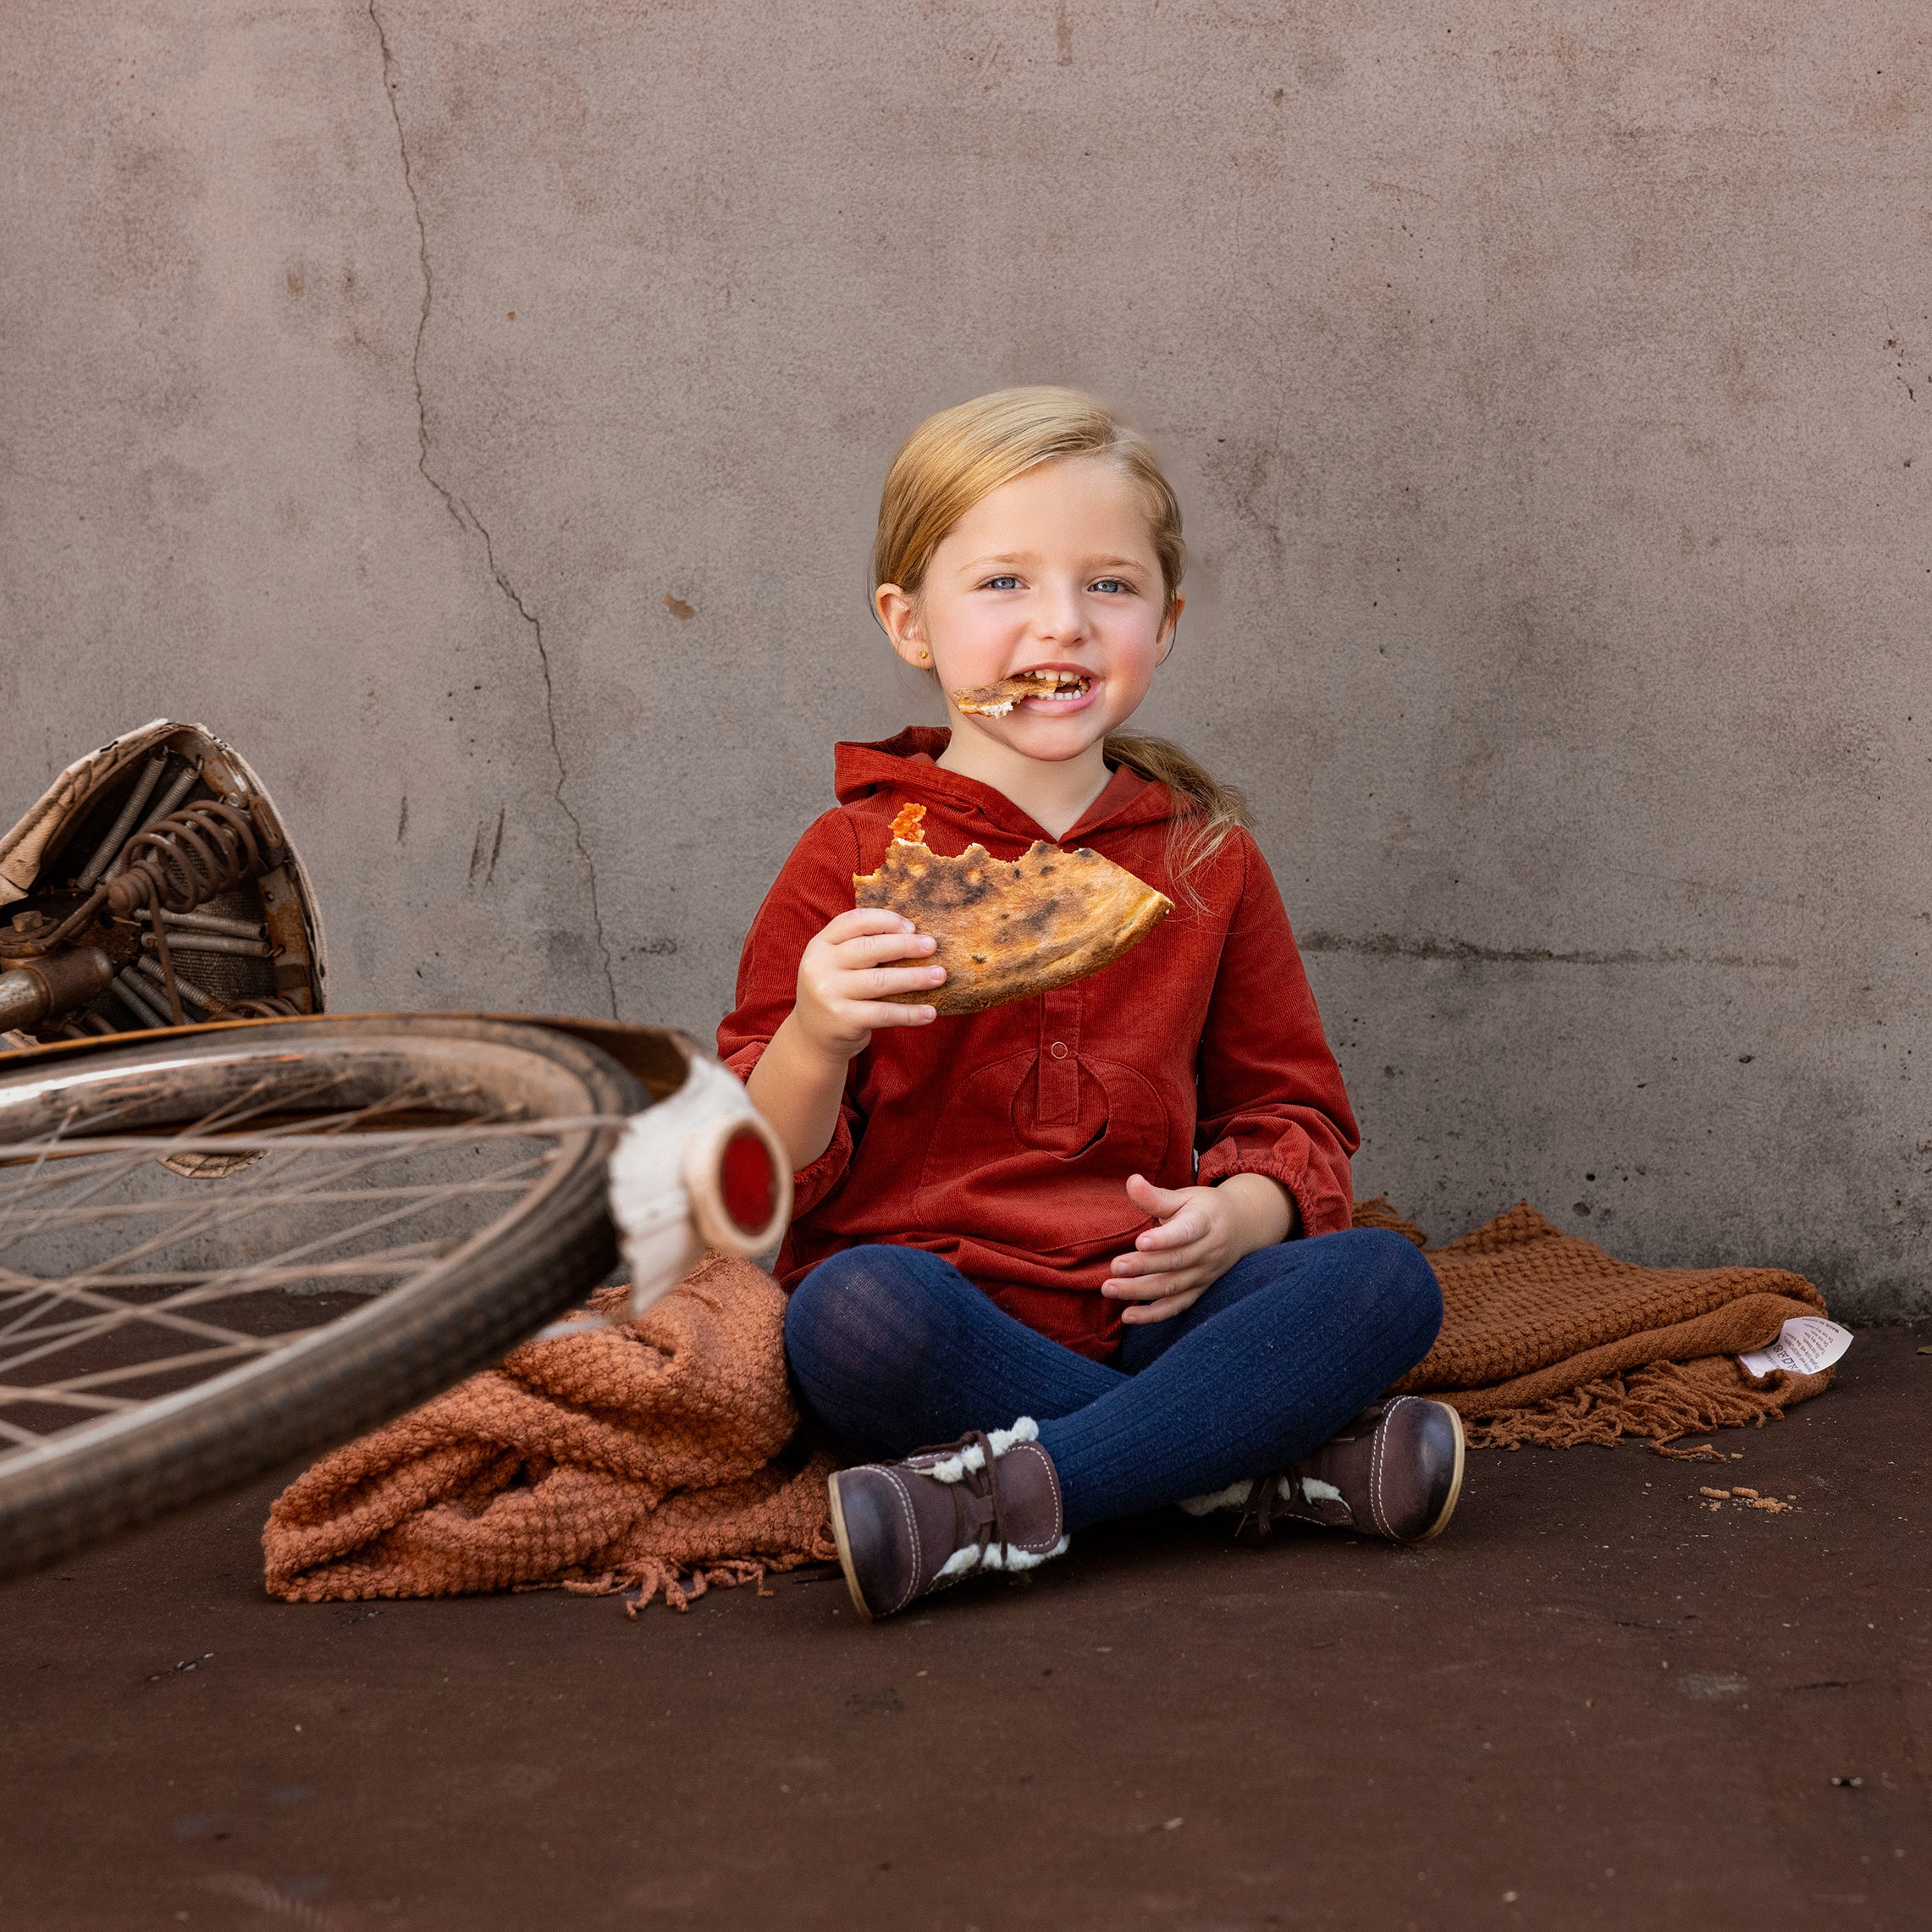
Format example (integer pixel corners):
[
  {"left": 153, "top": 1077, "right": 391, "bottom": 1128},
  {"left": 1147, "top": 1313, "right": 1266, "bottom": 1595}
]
[{"left": 2, "top": 2, "right": 1925, "bottom": 1314}]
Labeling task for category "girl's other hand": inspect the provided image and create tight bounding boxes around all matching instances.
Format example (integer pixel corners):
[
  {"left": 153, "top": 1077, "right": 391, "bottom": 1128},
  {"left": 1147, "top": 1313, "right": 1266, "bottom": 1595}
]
[
  {"left": 792, "top": 908, "right": 947, "bottom": 1063},
  {"left": 1103, "top": 1172, "right": 1295, "bottom": 1324}
]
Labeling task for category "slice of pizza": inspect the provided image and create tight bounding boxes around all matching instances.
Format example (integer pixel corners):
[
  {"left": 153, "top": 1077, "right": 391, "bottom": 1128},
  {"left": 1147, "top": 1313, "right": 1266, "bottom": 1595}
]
[
  {"left": 952, "top": 669, "right": 1090, "bottom": 716},
  {"left": 854, "top": 801, "right": 1173, "bottom": 1014}
]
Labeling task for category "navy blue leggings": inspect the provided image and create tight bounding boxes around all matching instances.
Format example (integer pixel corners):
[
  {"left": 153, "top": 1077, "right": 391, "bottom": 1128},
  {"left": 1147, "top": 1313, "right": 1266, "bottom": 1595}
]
[{"left": 784, "top": 1228, "right": 1442, "bottom": 1533}]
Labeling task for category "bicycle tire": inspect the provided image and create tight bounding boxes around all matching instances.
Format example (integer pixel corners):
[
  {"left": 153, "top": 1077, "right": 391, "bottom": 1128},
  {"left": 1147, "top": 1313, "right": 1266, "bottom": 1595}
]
[{"left": 0, "top": 1014, "right": 649, "bottom": 1579}]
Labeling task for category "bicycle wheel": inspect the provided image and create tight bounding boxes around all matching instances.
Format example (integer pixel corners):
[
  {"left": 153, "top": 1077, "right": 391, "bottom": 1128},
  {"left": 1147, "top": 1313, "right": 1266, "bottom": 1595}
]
[{"left": 0, "top": 1014, "right": 648, "bottom": 1579}]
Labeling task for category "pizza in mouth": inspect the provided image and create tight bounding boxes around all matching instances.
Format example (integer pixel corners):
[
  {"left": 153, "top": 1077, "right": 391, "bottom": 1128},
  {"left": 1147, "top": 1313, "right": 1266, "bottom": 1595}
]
[
  {"left": 853, "top": 801, "right": 1173, "bottom": 1015},
  {"left": 952, "top": 668, "right": 1091, "bottom": 716}
]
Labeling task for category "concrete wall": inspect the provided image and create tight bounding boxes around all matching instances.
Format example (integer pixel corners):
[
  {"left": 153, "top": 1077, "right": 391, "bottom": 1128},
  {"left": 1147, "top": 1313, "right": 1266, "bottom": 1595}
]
[{"left": 2, "top": 1, "right": 1926, "bottom": 1315}]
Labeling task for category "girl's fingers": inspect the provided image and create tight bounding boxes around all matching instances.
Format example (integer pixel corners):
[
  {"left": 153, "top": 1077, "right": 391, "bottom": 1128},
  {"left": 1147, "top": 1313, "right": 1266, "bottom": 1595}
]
[
  {"left": 1120, "top": 1285, "right": 1206, "bottom": 1324},
  {"left": 1134, "top": 1207, "right": 1207, "bottom": 1252},
  {"left": 807, "top": 965, "right": 945, "bottom": 1007},
  {"left": 820, "top": 908, "right": 918, "bottom": 942},
  {"left": 838, "top": 998, "right": 936, "bottom": 1028},
  {"left": 1120, "top": 1225, "right": 1209, "bottom": 1268},
  {"left": 1124, "top": 1172, "right": 1190, "bottom": 1217},
  {"left": 834, "top": 963, "right": 947, "bottom": 999},
  {"left": 1106, "top": 1241, "right": 1211, "bottom": 1288},
  {"left": 1115, "top": 1232, "right": 1206, "bottom": 1270},
  {"left": 831, "top": 930, "right": 938, "bottom": 966}
]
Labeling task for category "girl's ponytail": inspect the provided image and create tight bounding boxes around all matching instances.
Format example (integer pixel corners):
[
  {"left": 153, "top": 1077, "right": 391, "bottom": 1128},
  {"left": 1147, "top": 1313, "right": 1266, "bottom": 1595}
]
[{"left": 1101, "top": 730, "right": 1250, "bottom": 903}]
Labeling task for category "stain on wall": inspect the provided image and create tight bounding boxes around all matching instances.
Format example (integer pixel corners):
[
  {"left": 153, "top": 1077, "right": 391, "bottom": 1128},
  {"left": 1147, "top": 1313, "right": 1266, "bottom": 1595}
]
[{"left": 0, "top": 0, "right": 1926, "bottom": 1313}]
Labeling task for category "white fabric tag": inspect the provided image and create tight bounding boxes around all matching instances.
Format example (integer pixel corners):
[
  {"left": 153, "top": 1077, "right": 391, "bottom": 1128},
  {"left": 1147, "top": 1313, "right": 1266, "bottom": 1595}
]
[{"left": 1739, "top": 1316, "right": 1854, "bottom": 1379}]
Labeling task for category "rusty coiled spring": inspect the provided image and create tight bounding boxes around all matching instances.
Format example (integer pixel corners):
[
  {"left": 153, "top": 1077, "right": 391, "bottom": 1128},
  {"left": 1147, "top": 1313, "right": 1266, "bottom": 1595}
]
[
  {"left": 35, "top": 798, "right": 278, "bottom": 1027},
  {"left": 101, "top": 800, "right": 266, "bottom": 925},
  {"left": 105, "top": 801, "right": 269, "bottom": 1025}
]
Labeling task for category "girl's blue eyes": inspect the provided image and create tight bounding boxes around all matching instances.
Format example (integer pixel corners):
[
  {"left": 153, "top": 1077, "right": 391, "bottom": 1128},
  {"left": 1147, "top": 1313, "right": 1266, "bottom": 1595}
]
[{"left": 977, "top": 576, "right": 1137, "bottom": 593}]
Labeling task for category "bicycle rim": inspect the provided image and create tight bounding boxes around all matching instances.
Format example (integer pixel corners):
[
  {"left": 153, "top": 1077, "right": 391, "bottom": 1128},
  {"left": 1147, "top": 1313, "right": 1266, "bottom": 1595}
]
[{"left": 0, "top": 1015, "right": 648, "bottom": 1578}]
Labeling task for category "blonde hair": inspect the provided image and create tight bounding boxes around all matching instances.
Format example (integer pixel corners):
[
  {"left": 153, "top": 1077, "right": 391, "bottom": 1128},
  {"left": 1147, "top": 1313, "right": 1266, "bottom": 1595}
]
[{"left": 873, "top": 385, "right": 1248, "bottom": 887}]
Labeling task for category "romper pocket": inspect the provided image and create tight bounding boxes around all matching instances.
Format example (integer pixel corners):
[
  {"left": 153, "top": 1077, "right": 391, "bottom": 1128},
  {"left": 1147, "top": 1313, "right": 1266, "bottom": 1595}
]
[{"left": 913, "top": 1052, "right": 1173, "bottom": 1249}]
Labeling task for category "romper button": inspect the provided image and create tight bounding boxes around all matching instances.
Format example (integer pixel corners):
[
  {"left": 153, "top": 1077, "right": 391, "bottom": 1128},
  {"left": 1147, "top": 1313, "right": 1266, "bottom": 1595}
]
[{"left": 1049, "top": 1041, "right": 1069, "bottom": 1060}]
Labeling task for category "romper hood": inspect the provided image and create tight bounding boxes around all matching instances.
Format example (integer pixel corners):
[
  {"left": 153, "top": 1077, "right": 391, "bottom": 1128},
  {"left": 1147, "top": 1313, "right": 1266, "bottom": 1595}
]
[{"left": 834, "top": 727, "right": 1181, "bottom": 846}]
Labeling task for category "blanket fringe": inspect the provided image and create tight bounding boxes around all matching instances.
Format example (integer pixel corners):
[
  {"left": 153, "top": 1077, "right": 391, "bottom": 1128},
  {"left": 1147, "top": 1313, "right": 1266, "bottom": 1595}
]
[
  {"left": 556, "top": 1535, "right": 839, "bottom": 1616},
  {"left": 1464, "top": 1355, "right": 1818, "bottom": 1455}
]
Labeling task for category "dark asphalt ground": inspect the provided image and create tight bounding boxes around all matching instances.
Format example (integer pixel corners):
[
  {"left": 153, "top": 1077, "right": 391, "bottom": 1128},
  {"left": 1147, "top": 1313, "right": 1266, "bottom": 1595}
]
[{"left": 3, "top": 1324, "right": 1926, "bottom": 1932}]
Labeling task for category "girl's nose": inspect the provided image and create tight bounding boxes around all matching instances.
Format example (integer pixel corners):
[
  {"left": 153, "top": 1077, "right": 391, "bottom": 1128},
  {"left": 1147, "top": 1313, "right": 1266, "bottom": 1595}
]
[{"left": 1033, "top": 580, "right": 1089, "bottom": 644}]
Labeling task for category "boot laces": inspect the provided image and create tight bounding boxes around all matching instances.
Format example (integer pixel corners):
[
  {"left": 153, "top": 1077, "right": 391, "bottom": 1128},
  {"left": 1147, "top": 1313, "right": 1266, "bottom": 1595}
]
[{"left": 913, "top": 1429, "right": 1013, "bottom": 1564}]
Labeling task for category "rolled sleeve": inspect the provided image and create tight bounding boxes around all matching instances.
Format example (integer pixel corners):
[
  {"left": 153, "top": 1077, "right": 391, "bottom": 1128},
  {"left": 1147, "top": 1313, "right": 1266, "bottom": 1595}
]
[
  {"left": 1193, "top": 835, "right": 1359, "bottom": 1238},
  {"left": 1197, "top": 1130, "right": 1350, "bottom": 1239}
]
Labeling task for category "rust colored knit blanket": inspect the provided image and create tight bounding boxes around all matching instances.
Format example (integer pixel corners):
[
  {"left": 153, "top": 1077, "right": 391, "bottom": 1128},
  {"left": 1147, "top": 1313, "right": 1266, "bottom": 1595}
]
[
  {"left": 1357, "top": 1198, "right": 1835, "bottom": 1452},
  {"left": 264, "top": 1204, "right": 1834, "bottom": 1609},
  {"left": 264, "top": 1255, "right": 836, "bottom": 1612}
]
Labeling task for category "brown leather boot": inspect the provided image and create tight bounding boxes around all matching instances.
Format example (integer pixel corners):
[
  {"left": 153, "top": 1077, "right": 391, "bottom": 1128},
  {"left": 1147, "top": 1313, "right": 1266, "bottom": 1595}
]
[
  {"left": 1184, "top": 1396, "right": 1466, "bottom": 1545},
  {"left": 826, "top": 1419, "right": 1068, "bottom": 1621}
]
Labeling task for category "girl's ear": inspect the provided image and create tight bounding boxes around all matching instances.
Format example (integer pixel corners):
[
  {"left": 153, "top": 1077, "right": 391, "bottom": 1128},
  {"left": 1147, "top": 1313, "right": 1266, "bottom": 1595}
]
[
  {"left": 1156, "top": 593, "right": 1185, "bottom": 667},
  {"left": 875, "top": 582, "right": 932, "bottom": 669}
]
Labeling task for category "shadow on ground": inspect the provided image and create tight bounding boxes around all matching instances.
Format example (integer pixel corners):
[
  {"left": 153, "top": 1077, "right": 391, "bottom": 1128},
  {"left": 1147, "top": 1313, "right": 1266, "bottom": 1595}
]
[{"left": 3, "top": 1328, "right": 1927, "bottom": 1932}]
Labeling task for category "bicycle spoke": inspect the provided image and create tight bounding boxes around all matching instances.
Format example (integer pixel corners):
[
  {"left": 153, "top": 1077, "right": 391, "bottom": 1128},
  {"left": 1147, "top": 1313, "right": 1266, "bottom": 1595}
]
[
  {"left": 5, "top": 1336, "right": 300, "bottom": 1400},
  {"left": 0, "top": 1241, "right": 452, "bottom": 1354},
  {"left": 0, "top": 1053, "right": 593, "bottom": 1465},
  {"left": 0, "top": 1079, "right": 482, "bottom": 1308},
  {"left": 0, "top": 1179, "right": 530, "bottom": 1229},
  {"left": 0, "top": 1068, "right": 347, "bottom": 1264},
  {"left": 0, "top": 1149, "right": 549, "bottom": 1389}
]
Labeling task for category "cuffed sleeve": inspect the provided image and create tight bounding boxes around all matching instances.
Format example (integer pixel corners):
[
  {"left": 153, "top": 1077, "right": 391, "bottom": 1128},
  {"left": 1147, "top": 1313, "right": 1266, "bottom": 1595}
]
[{"left": 1192, "top": 834, "right": 1359, "bottom": 1238}]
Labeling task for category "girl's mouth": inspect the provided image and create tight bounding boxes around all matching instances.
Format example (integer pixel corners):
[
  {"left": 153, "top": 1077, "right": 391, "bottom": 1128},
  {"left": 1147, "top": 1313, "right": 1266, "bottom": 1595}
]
[
  {"left": 952, "top": 668, "right": 1096, "bottom": 717},
  {"left": 1018, "top": 672, "right": 1096, "bottom": 715}
]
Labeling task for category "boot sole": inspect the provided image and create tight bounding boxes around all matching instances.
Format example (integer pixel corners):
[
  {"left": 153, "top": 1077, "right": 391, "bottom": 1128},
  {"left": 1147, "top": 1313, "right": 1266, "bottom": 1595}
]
[
  {"left": 1414, "top": 1401, "right": 1466, "bottom": 1543},
  {"left": 825, "top": 1473, "right": 877, "bottom": 1622}
]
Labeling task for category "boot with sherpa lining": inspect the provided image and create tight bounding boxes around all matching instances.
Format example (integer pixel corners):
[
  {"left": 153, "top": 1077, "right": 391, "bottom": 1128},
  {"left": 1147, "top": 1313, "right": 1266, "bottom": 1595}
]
[
  {"left": 1182, "top": 1396, "right": 1466, "bottom": 1545},
  {"left": 827, "top": 1419, "right": 1068, "bottom": 1620}
]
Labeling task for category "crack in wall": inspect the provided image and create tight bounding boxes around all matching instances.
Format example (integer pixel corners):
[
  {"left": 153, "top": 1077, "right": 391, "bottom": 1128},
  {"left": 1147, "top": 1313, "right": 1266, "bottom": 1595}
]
[
  {"left": 367, "top": 0, "right": 619, "bottom": 1019},
  {"left": 1298, "top": 931, "right": 1799, "bottom": 969}
]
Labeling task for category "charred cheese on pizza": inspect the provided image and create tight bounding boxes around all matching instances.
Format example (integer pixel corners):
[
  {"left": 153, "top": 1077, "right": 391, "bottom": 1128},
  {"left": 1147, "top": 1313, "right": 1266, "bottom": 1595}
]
[{"left": 853, "top": 801, "right": 1173, "bottom": 1014}]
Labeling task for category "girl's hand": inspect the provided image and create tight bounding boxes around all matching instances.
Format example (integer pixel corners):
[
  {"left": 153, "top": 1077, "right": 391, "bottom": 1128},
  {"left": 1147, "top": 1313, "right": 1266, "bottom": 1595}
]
[
  {"left": 790, "top": 908, "right": 947, "bottom": 1064},
  {"left": 747, "top": 909, "right": 947, "bottom": 1174},
  {"left": 1103, "top": 1172, "right": 1296, "bottom": 1324}
]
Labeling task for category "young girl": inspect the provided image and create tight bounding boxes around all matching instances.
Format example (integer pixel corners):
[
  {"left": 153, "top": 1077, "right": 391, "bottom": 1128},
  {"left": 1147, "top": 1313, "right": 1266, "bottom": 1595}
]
[{"left": 719, "top": 388, "right": 1457, "bottom": 1621}]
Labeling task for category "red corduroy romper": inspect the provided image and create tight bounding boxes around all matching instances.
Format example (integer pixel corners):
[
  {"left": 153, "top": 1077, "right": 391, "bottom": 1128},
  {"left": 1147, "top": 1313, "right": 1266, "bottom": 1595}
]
[{"left": 717, "top": 728, "right": 1360, "bottom": 1362}]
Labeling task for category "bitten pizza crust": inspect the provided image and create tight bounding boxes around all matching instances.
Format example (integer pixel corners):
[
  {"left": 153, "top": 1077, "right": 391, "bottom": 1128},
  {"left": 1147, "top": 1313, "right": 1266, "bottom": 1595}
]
[
  {"left": 853, "top": 801, "right": 1174, "bottom": 1014},
  {"left": 952, "top": 669, "right": 1087, "bottom": 716}
]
